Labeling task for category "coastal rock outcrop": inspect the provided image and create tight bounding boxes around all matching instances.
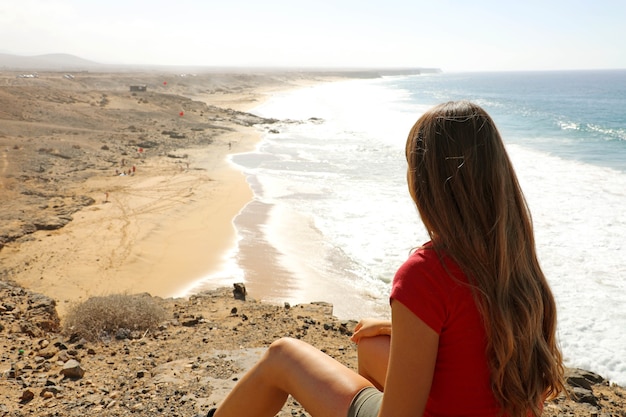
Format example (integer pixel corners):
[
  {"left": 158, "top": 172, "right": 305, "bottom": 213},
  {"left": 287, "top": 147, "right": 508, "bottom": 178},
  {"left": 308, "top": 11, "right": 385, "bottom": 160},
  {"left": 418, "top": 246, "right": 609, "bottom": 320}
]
[
  {"left": 0, "top": 280, "right": 60, "bottom": 336},
  {"left": 0, "top": 282, "right": 624, "bottom": 416}
]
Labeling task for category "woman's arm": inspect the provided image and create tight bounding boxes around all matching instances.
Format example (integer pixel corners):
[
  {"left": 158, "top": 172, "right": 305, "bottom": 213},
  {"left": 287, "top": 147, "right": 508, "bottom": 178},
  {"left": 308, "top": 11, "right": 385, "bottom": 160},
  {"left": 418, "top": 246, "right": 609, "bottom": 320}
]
[
  {"left": 350, "top": 318, "right": 392, "bottom": 343},
  {"left": 351, "top": 318, "right": 392, "bottom": 391},
  {"left": 378, "top": 300, "right": 439, "bottom": 417}
]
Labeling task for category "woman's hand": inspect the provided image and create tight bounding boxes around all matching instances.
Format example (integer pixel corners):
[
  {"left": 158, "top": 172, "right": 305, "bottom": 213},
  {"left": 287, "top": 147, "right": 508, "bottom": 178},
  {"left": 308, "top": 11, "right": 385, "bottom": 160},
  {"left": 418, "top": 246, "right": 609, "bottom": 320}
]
[{"left": 350, "top": 318, "right": 392, "bottom": 344}]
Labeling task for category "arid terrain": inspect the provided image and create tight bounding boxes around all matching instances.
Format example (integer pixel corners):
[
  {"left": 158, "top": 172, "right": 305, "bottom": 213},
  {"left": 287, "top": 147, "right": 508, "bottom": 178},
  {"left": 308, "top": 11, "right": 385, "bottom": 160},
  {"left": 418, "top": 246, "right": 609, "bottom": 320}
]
[
  {"left": 0, "top": 70, "right": 624, "bottom": 416},
  {"left": 0, "top": 69, "right": 337, "bottom": 312},
  {"left": 1, "top": 281, "right": 625, "bottom": 417}
]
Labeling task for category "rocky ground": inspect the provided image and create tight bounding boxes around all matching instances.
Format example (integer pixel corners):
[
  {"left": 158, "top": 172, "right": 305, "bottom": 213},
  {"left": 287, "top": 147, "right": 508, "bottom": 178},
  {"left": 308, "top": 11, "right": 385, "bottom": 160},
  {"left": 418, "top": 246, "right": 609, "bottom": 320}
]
[
  {"left": 0, "top": 280, "right": 625, "bottom": 417},
  {"left": 0, "top": 71, "right": 288, "bottom": 251}
]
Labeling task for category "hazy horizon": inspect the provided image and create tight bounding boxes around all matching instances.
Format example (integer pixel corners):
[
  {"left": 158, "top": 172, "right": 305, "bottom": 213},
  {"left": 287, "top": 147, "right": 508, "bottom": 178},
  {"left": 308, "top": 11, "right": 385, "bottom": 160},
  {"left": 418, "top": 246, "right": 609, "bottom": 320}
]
[
  {"left": 3, "top": 52, "right": 626, "bottom": 74},
  {"left": 1, "top": 0, "right": 625, "bottom": 72},
  {"left": 0, "top": 51, "right": 442, "bottom": 72}
]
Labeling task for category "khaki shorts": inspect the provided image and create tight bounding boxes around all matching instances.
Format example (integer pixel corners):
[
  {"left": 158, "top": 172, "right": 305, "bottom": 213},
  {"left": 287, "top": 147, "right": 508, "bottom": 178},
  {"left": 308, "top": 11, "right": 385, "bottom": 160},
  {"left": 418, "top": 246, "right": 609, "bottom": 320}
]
[{"left": 347, "top": 386, "right": 383, "bottom": 417}]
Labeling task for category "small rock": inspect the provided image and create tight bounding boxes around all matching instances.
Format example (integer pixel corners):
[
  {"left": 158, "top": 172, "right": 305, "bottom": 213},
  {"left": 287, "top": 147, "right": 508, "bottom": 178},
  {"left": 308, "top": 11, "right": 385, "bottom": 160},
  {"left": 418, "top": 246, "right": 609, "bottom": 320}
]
[
  {"left": 38, "top": 346, "right": 57, "bottom": 359},
  {"left": 115, "top": 328, "right": 131, "bottom": 340},
  {"left": 40, "top": 386, "right": 61, "bottom": 397},
  {"left": 19, "top": 389, "right": 35, "bottom": 403},
  {"left": 182, "top": 317, "right": 199, "bottom": 327},
  {"left": 60, "top": 359, "right": 85, "bottom": 379},
  {"left": 131, "top": 403, "right": 145, "bottom": 411},
  {"left": 233, "top": 283, "right": 247, "bottom": 300},
  {"left": 57, "top": 350, "right": 71, "bottom": 362},
  {"left": 569, "top": 386, "right": 598, "bottom": 406}
]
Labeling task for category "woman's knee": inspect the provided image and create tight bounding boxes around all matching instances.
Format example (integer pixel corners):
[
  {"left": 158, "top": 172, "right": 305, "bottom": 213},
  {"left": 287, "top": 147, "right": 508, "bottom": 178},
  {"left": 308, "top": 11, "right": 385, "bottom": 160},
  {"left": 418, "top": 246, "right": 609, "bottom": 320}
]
[
  {"left": 266, "top": 337, "right": 306, "bottom": 364},
  {"left": 357, "top": 335, "right": 390, "bottom": 359},
  {"left": 259, "top": 337, "right": 315, "bottom": 383},
  {"left": 268, "top": 336, "right": 301, "bottom": 351},
  {"left": 356, "top": 335, "right": 389, "bottom": 390}
]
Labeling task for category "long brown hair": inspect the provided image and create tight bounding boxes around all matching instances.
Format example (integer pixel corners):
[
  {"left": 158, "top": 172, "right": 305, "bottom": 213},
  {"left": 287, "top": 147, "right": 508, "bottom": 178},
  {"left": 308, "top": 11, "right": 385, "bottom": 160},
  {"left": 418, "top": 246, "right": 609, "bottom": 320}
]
[{"left": 405, "top": 101, "right": 564, "bottom": 417}]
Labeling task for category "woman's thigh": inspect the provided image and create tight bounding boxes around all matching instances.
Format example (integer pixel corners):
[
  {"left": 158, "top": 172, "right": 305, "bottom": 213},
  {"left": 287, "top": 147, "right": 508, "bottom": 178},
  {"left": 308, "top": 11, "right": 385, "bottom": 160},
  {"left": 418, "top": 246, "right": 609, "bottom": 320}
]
[
  {"left": 357, "top": 335, "right": 390, "bottom": 391},
  {"left": 268, "top": 337, "right": 373, "bottom": 417}
]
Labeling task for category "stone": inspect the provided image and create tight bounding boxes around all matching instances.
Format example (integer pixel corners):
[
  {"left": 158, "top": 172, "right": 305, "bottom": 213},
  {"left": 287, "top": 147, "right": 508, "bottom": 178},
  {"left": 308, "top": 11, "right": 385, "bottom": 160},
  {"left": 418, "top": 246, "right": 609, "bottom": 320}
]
[
  {"left": 569, "top": 386, "right": 599, "bottom": 406},
  {"left": 115, "top": 328, "right": 132, "bottom": 340},
  {"left": 60, "top": 359, "right": 85, "bottom": 379},
  {"left": 57, "top": 349, "right": 71, "bottom": 362},
  {"left": 19, "top": 389, "right": 35, "bottom": 403},
  {"left": 40, "top": 386, "right": 62, "bottom": 397},
  {"left": 182, "top": 317, "right": 200, "bottom": 327},
  {"left": 38, "top": 346, "right": 57, "bottom": 359},
  {"left": 233, "top": 283, "right": 247, "bottom": 301}
]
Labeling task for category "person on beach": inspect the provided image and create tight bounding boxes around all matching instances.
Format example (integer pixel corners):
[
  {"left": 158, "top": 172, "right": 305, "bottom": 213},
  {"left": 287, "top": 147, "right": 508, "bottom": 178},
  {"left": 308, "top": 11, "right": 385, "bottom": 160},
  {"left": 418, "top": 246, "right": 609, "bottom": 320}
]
[{"left": 206, "top": 101, "right": 564, "bottom": 417}]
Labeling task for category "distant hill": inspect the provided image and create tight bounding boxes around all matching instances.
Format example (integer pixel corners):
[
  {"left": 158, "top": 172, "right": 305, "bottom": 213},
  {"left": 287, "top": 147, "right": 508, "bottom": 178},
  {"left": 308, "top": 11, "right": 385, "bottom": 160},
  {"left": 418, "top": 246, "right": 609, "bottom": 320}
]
[
  {"left": 0, "top": 53, "right": 106, "bottom": 71},
  {"left": 0, "top": 53, "right": 443, "bottom": 75}
]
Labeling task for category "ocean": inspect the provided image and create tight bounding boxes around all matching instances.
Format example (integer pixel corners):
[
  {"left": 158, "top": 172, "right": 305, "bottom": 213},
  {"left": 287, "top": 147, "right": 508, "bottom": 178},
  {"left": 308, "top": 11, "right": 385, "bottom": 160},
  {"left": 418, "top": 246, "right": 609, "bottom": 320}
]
[{"left": 194, "top": 70, "right": 626, "bottom": 386}]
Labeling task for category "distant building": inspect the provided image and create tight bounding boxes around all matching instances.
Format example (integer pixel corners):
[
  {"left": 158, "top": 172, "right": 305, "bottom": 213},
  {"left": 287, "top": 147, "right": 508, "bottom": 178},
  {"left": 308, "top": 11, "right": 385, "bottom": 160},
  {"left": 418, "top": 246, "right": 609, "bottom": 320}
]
[
  {"left": 16, "top": 73, "right": 39, "bottom": 78},
  {"left": 129, "top": 85, "right": 147, "bottom": 92}
]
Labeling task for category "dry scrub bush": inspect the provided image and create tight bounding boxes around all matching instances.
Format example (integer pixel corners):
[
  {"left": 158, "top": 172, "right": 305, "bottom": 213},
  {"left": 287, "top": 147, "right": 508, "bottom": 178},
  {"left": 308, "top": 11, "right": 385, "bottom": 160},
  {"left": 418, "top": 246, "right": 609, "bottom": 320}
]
[{"left": 63, "top": 293, "right": 166, "bottom": 342}]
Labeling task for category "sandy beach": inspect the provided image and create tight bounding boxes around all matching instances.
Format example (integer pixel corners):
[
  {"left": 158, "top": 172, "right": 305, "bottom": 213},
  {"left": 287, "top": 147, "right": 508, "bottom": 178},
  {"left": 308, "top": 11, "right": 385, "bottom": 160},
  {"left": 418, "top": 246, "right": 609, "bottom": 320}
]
[{"left": 0, "top": 70, "right": 341, "bottom": 315}]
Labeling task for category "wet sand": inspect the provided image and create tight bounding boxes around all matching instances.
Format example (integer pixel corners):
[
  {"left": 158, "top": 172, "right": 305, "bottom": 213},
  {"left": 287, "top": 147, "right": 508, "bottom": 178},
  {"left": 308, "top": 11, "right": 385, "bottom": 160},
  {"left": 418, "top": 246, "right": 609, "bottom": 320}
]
[{"left": 0, "top": 70, "right": 343, "bottom": 315}]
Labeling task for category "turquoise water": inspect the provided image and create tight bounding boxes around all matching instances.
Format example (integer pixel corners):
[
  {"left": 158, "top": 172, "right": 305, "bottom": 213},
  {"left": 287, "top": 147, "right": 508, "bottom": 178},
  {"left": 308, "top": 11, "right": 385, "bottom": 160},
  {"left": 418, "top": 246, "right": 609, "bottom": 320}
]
[
  {"left": 395, "top": 70, "right": 626, "bottom": 171},
  {"left": 190, "top": 71, "right": 626, "bottom": 385}
]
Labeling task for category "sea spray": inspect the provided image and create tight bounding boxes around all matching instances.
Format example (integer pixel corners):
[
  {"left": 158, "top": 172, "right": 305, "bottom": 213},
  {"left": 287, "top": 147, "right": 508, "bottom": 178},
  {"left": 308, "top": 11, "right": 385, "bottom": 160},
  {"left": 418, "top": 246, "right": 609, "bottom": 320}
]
[{"left": 197, "top": 72, "right": 626, "bottom": 385}]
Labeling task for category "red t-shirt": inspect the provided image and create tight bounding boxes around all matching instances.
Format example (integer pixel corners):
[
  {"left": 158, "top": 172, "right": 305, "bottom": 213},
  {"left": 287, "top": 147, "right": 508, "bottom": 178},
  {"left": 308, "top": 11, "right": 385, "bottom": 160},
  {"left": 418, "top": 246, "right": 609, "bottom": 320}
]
[{"left": 390, "top": 243, "right": 503, "bottom": 416}]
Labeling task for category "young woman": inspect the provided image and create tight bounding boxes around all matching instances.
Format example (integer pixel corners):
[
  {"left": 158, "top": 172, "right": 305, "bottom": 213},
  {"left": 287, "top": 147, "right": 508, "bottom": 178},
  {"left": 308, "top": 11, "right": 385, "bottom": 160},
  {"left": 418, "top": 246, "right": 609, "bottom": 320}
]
[{"left": 208, "top": 101, "right": 564, "bottom": 417}]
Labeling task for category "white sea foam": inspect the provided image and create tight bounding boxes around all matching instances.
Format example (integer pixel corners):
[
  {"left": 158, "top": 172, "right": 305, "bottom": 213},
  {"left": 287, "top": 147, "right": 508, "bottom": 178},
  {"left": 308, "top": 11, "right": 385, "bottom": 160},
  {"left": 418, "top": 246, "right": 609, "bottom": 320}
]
[
  {"left": 195, "top": 76, "right": 626, "bottom": 386},
  {"left": 509, "top": 144, "right": 626, "bottom": 384}
]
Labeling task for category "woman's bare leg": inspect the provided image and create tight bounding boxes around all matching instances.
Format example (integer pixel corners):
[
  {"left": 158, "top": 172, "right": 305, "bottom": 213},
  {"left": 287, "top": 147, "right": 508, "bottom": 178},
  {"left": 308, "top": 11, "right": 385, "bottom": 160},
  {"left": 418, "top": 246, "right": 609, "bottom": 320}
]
[
  {"left": 213, "top": 337, "right": 373, "bottom": 417},
  {"left": 356, "top": 335, "right": 390, "bottom": 391}
]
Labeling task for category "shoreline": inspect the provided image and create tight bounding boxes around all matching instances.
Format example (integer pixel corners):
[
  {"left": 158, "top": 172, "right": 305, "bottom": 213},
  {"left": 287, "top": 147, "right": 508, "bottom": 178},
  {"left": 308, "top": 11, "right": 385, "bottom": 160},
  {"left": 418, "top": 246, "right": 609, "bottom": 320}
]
[
  {"left": 0, "top": 131, "right": 258, "bottom": 315},
  {"left": 0, "top": 71, "right": 345, "bottom": 316}
]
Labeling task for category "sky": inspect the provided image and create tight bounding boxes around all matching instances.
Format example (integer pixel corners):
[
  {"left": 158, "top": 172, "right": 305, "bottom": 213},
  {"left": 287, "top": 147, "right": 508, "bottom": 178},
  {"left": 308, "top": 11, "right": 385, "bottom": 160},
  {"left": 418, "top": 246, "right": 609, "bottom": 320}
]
[{"left": 1, "top": 0, "right": 625, "bottom": 72}]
